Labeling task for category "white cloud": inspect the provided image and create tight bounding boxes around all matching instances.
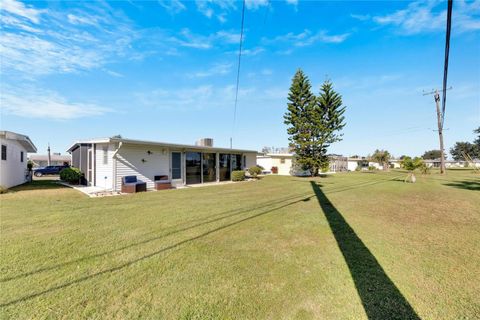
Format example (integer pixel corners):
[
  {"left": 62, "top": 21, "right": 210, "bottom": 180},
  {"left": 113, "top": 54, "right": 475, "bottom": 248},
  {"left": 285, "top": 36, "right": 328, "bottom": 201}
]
[
  {"left": 158, "top": 0, "right": 186, "bottom": 15},
  {"left": 0, "top": 1, "right": 138, "bottom": 77},
  {"left": 285, "top": 0, "right": 298, "bottom": 11},
  {"left": 136, "top": 84, "right": 255, "bottom": 110},
  {"left": 242, "top": 47, "right": 265, "bottom": 56},
  {"left": 195, "top": 0, "right": 236, "bottom": 22},
  {"left": 188, "top": 63, "right": 232, "bottom": 78},
  {"left": 372, "top": 0, "right": 480, "bottom": 34},
  {"left": 245, "top": 0, "right": 269, "bottom": 10},
  {"left": 264, "top": 29, "right": 350, "bottom": 47},
  {"left": 1, "top": 0, "right": 44, "bottom": 23},
  {"left": 350, "top": 13, "right": 370, "bottom": 21},
  {"left": 168, "top": 28, "right": 240, "bottom": 49},
  {"left": 1, "top": 86, "right": 111, "bottom": 120}
]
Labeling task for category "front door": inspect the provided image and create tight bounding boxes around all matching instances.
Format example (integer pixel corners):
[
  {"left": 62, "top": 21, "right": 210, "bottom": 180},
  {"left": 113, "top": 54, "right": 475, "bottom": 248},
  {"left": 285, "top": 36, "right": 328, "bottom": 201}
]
[
  {"left": 87, "top": 148, "right": 93, "bottom": 186},
  {"left": 171, "top": 152, "right": 183, "bottom": 187}
]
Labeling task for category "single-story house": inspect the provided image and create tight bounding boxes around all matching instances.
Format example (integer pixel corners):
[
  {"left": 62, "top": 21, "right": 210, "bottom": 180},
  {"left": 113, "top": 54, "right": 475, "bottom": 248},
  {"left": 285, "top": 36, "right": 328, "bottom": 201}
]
[
  {"left": 257, "top": 153, "right": 297, "bottom": 175},
  {"left": 29, "top": 153, "right": 71, "bottom": 168},
  {"left": 66, "top": 137, "right": 257, "bottom": 191},
  {"left": 257, "top": 153, "right": 348, "bottom": 175},
  {"left": 0, "top": 130, "right": 37, "bottom": 189}
]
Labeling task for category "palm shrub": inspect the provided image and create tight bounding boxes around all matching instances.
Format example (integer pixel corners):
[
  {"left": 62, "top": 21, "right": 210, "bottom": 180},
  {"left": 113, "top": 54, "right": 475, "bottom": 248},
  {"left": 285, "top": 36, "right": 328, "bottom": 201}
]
[
  {"left": 60, "top": 167, "right": 83, "bottom": 184},
  {"left": 232, "top": 170, "right": 245, "bottom": 181},
  {"left": 401, "top": 157, "right": 424, "bottom": 183},
  {"left": 248, "top": 166, "right": 262, "bottom": 178}
]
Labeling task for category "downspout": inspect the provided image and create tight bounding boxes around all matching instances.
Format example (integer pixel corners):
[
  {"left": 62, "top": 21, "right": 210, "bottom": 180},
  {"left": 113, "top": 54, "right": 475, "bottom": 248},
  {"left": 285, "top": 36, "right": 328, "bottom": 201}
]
[{"left": 112, "top": 142, "right": 123, "bottom": 191}]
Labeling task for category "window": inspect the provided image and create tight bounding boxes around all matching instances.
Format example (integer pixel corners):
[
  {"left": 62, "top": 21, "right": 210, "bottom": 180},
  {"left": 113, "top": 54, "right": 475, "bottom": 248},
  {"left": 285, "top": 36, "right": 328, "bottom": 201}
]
[
  {"left": 280, "top": 158, "right": 285, "bottom": 164},
  {"left": 103, "top": 147, "right": 108, "bottom": 165},
  {"left": 1, "top": 145, "right": 6, "bottom": 161},
  {"left": 20, "top": 151, "right": 24, "bottom": 162}
]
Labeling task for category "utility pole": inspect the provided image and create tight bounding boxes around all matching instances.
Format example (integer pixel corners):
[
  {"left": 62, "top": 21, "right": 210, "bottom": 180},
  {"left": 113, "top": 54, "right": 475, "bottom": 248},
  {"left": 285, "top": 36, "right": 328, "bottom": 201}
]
[
  {"left": 47, "top": 143, "right": 51, "bottom": 166},
  {"left": 423, "top": 87, "right": 451, "bottom": 174},
  {"left": 434, "top": 90, "right": 445, "bottom": 174}
]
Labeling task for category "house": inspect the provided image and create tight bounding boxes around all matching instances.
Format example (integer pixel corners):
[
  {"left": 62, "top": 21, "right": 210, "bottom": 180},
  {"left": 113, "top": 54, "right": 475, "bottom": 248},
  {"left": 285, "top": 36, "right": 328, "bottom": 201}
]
[
  {"left": 66, "top": 137, "right": 257, "bottom": 191},
  {"left": 257, "top": 153, "right": 296, "bottom": 175},
  {"left": 29, "top": 153, "right": 71, "bottom": 168},
  {"left": 257, "top": 153, "right": 348, "bottom": 175},
  {"left": 0, "top": 131, "right": 37, "bottom": 189}
]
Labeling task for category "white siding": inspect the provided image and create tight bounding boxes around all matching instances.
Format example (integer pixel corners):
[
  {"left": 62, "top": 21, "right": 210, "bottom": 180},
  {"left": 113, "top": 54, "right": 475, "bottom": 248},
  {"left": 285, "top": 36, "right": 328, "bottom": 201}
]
[
  {"left": 114, "top": 144, "right": 170, "bottom": 191},
  {"left": 0, "top": 139, "right": 28, "bottom": 189},
  {"left": 257, "top": 157, "right": 273, "bottom": 171},
  {"left": 94, "top": 143, "right": 115, "bottom": 190},
  {"left": 244, "top": 152, "right": 257, "bottom": 169}
]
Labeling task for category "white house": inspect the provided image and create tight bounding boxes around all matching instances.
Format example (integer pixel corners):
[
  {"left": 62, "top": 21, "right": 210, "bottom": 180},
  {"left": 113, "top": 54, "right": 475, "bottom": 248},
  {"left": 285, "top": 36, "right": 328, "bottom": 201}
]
[
  {"left": 66, "top": 137, "right": 257, "bottom": 191},
  {"left": 0, "top": 131, "right": 37, "bottom": 189}
]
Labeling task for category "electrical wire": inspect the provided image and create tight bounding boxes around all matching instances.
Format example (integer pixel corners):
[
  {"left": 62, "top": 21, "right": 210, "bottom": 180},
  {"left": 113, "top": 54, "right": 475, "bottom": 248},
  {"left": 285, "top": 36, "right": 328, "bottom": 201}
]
[
  {"left": 441, "top": 0, "right": 453, "bottom": 128},
  {"left": 230, "top": 0, "right": 246, "bottom": 149}
]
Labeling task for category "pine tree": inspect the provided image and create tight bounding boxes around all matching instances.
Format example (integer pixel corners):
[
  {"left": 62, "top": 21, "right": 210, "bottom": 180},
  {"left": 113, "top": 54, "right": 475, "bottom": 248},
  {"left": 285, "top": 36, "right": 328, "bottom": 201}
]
[
  {"left": 284, "top": 69, "right": 317, "bottom": 175},
  {"left": 284, "top": 70, "right": 346, "bottom": 176}
]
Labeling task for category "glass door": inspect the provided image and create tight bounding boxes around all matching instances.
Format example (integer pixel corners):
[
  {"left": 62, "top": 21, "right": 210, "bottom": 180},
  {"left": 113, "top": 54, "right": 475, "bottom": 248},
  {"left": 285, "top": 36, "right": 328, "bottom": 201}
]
[
  {"left": 171, "top": 152, "right": 182, "bottom": 185},
  {"left": 219, "top": 153, "right": 231, "bottom": 181},
  {"left": 203, "top": 153, "right": 216, "bottom": 182},
  {"left": 186, "top": 152, "right": 202, "bottom": 184}
]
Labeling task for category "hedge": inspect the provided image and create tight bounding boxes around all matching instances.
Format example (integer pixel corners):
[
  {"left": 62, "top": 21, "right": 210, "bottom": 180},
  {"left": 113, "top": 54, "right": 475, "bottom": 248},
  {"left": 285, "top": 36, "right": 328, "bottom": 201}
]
[{"left": 232, "top": 170, "right": 246, "bottom": 181}]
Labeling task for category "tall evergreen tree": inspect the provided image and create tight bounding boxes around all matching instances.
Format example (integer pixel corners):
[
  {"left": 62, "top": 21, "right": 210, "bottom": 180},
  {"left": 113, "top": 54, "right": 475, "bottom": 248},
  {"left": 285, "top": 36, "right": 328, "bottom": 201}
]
[
  {"left": 284, "top": 70, "right": 346, "bottom": 176},
  {"left": 284, "top": 69, "right": 316, "bottom": 174}
]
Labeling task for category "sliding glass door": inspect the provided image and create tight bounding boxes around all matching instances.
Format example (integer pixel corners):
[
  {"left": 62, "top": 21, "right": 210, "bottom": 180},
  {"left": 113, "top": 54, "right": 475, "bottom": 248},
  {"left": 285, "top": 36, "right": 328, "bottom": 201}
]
[
  {"left": 219, "top": 153, "right": 231, "bottom": 181},
  {"left": 186, "top": 152, "right": 201, "bottom": 184},
  {"left": 203, "top": 153, "right": 216, "bottom": 183},
  {"left": 232, "top": 154, "right": 242, "bottom": 171}
]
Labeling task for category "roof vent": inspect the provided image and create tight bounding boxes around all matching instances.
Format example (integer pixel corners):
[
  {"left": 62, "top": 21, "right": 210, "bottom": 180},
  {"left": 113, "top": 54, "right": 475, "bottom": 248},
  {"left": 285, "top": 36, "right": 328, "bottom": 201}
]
[{"left": 195, "top": 138, "right": 213, "bottom": 147}]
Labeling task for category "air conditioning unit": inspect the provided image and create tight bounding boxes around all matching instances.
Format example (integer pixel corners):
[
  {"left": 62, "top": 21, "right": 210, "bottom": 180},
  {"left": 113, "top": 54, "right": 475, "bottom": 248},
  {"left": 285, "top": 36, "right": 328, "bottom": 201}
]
[{"left": 195, "top": 138, "right": 213, "bottom": 147}]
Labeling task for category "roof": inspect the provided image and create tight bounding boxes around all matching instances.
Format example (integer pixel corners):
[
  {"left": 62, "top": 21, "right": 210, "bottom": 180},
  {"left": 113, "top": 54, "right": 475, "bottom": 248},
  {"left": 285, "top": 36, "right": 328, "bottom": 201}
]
[
  {"left": 28, "top": 154, "right": 71, "bottom": 161},
  {"left": 67, "top": 137, "right": 258, "bottom": 154},
  {"left": 0, "top": 130, "right": 37, "bottom": 152},
  {"left": 258, "top": 153, "right": 294, "bottom": 158}
]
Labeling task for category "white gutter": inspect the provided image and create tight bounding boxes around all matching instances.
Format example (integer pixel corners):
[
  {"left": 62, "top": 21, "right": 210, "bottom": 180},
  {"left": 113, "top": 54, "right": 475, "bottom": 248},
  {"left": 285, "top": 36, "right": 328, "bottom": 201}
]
[{"left": 112, "top": 142, "right": 123, "bottom": 191}]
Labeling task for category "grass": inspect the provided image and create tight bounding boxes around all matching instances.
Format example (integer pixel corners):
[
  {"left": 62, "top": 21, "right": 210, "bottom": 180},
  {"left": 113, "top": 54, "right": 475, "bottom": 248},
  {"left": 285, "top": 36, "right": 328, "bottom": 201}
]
[{"left": 0, "top": 170, "right": 479, "bottom": 319}]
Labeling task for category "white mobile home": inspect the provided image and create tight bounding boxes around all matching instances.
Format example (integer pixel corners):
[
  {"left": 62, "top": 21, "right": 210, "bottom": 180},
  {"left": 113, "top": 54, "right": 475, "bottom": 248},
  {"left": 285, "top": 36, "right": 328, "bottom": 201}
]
[
  {"left": 0, "top": 131, "right": 37, "bottom": 189},
  {"left": 67, "top": 137, "right": 257, "bottom": 191}
]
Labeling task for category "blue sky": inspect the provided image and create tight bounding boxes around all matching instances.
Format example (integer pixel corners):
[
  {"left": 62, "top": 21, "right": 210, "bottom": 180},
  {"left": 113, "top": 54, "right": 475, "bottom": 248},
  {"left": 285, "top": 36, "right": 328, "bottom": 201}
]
[{"left": 1, "top": 0, "right": 479, "bottom": 158}]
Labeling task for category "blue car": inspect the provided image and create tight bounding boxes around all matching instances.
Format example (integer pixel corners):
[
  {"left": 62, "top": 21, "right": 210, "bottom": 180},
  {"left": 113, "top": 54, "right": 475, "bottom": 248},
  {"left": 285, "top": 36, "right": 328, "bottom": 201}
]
[{"left": 33, "top": 165, "right": 69, "bottom": 177}]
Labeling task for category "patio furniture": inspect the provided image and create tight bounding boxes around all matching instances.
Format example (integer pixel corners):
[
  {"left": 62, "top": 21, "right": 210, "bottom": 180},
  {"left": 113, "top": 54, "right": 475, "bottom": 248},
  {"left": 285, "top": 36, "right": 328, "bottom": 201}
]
[
  {"left": 154, "top": 175, "right": 172, "bottom": 190},
  {"left": 121, "top": 176, "right": 147, "bottom": 193}
]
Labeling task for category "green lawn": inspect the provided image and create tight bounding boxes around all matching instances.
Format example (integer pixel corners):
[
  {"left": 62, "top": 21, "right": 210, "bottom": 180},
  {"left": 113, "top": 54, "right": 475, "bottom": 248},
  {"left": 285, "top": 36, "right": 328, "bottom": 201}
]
[{"left": 1, "top": 171, "right": 479, "bottom": 319}]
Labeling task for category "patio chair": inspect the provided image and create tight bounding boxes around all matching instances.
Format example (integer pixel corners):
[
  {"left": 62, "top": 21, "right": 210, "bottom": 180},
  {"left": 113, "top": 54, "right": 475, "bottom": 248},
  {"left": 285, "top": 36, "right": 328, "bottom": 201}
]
[
  {"left": 154, "top": 175, "right": 172, "bottom": 190},
  {"left": 121, "top": 176, "right": 147, "bottom": 193}
]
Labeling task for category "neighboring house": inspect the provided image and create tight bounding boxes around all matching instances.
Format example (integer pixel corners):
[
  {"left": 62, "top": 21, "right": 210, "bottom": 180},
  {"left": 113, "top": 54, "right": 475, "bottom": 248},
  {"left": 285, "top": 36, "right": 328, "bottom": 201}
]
[
  {"left": 257, "top": 153, "right": 297, "bottom": 175},
  {"left": 0, "top": 131, "right": 37, "bottom": 189},
  {"left": 29, "top": 153, "right": 71, "bottom": 168},
  {"left": 66, "top": 137, "right": 257, "bottom": 191}
]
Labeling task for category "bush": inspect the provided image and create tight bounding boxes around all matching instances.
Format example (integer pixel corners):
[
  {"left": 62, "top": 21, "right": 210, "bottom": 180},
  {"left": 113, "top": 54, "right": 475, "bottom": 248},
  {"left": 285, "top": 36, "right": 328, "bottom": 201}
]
[
  {"left": 0, "top": 186, "right": 8, "bottom": 194},
  {"left": 248, "top": 166, "right": 262, "bottom": 178},
  {"left": 271, "top": 166, "right": 278, "bottom": 174},
  {"left": 60, "top": 167, "right": 83, "bottom": 184},
  {"left": 231, "top": 170, "right": 245, "bottom": 181},
  {"left": 368, "top": 165, "right": 376, "bottom": 171}
]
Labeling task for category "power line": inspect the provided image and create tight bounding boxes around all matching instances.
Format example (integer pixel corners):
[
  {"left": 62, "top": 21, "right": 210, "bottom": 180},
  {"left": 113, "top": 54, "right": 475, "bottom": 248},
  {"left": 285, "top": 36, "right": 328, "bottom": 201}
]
[
  {"left": 230, "top": 0, "right": 246, "bottom": 149},
  {"left": 441, "top": 0, "right": 453, "bottom": 128}
]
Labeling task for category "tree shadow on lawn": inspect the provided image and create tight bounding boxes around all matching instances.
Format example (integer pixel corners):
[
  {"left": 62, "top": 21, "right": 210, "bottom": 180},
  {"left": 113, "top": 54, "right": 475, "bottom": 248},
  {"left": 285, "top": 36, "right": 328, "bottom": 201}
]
[
  {"left": 0, "top": 194, "right": 316, "bottom": 308},
  {"left": 2, "top": 175, "right": 401, "bottom": 284},
  {"left": 0, "top": 175, "right": 406, "bottom": 308},
  {"left": 310, "top": 181, "right": 420, "bottom": 320},
  {"left": 0, "top": 191, "right": 313, "bottom": 283},
  {"left": 443, "top": 179, "right": 480, "bottom": 191}
]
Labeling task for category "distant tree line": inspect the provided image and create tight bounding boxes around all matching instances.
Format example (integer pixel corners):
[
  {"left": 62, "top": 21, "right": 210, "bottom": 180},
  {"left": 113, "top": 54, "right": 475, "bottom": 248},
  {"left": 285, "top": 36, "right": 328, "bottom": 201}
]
[{"left": 450, "top": 127, "right": 480, "bottom": 160}]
